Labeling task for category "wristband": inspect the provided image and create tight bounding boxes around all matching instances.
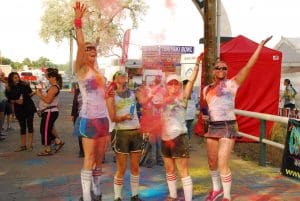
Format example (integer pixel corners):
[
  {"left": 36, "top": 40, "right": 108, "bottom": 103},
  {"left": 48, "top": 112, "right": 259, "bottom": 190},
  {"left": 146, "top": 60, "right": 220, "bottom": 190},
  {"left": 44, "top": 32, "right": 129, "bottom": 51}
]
[{"left": 74, "top": 18, "right": 82, "bottom": 29}]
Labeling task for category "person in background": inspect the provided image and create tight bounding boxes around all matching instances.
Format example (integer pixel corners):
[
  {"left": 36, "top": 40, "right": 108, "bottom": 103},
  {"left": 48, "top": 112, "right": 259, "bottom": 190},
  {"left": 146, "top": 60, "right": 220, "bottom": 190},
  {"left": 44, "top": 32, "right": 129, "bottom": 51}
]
[
  {"left": 71, "top": 82, "right": 84, "bottom": 157},
  {"left": 202, "top": 36, "right": 272, "bottom": 201},
  {"left": 36, "top": 68, "right": 64, "bottom": 156},
  {"left": 5, "top": 72, "right": 36, "bottom": 151},
  {"left": 281, "top": 78, "right": 297, "bottom": 116},
  {"left": 137, "top": 75, "right": 164, "bottom": 168},
  {"left": 182, "top": 79, "right": 197, "bottom": 142},
  {"left": 106, "top": 71, "right": 143, "bottom": 201},
  {"left": 0, "top": 72, "right": 7, "bottom": 141},
  {"left": 3, "top": 100, "right": 14, "bottom": 131},
  {"left": 73, "top": 2, "right": 109, "bottom": 201}
]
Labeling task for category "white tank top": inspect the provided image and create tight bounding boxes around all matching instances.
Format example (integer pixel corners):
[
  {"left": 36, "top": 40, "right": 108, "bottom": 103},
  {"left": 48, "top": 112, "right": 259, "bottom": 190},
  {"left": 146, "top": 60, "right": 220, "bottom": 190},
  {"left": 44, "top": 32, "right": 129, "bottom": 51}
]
[
  {"left": 114, "top": 89, "right": 140, "bottom": 130},
  {"left": 77, "top": 69, "right": 107, "bottom": 119},
  {"left": 39, "top": 84, "right": 60, "bottom": 112},
  {"left": 203, "top": 79, "right": 239, "bottom": 121},
  {"left": 162, "top": 98, "right": 187, "bottom": 141}
]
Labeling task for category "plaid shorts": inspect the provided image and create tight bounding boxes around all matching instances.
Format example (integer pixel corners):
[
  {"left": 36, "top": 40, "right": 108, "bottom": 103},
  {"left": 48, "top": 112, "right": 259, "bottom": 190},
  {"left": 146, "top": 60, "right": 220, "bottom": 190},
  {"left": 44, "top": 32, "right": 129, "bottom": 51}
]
[{"left": 204, "top": 120, "right": 239, "bottom": 139}]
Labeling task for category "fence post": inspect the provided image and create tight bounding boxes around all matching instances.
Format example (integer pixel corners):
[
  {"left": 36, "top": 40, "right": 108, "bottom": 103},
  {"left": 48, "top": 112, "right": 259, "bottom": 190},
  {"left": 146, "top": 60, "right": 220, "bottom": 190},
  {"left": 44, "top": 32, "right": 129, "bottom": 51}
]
[{"left": 259, "top": 119, "right": 266, "bottom": 166}]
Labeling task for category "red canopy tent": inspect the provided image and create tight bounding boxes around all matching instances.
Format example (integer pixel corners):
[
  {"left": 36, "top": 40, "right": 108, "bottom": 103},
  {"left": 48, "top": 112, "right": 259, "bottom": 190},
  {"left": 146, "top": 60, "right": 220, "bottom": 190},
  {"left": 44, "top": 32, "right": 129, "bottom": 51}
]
[{"left": 196, "top": 35, "right": 282, "bottom": 141}]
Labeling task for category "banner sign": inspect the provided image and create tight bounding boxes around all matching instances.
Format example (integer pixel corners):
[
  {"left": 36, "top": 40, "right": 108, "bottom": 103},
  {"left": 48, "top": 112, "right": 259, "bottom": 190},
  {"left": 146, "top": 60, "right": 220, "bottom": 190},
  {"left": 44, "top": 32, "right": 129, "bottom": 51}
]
[
  {"left": 142, "top": 45, "right": 194, "bottom": 70},
  {"left": 281, "top": 118, "right": 300, "bottom": 180}
]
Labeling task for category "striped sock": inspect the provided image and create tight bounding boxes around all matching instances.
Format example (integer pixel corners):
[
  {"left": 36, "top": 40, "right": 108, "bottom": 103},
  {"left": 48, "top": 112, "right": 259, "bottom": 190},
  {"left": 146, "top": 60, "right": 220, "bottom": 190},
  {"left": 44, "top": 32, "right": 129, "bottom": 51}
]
[
  {"left": 130, "top": 174, "right": 140, "bottom": 197},
  {"left": 166, "top": 173, "right": 177, "bottom": 198},
  {"left": 182, "top": 176, "right": 193, "bottom": 201},
  {"left": 210, "top": 170, "right": 221, "bottom": 191},
  {"left": 92, "top": 168, "right": 102, "bottom": 196},
  {"left": 114, "top": 176, "right": 124, "bottom": 199},
  {"left": 221, "top": 172, "right": 232, "bottom": 199},
  {"left": 81, "top": 169, "right": 92, "bottom": 201}
]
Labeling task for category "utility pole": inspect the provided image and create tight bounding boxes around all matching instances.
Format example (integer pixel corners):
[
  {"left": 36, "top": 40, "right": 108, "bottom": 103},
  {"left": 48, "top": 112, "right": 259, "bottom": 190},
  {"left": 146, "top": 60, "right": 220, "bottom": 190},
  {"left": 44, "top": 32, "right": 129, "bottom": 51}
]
[
  {"left": 69, "top": 29, "right": 74, "bottom": 77},
  {"left": 204, "top": 0, "right": 217, "bottom": 84}
]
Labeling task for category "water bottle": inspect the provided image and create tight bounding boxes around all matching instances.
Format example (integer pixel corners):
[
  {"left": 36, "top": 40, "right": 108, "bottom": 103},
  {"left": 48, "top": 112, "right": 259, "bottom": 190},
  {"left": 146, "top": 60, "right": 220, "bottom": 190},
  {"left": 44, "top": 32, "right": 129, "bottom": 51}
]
[{"left": 130, "top": 102, "right": 135, "bottom": 117}]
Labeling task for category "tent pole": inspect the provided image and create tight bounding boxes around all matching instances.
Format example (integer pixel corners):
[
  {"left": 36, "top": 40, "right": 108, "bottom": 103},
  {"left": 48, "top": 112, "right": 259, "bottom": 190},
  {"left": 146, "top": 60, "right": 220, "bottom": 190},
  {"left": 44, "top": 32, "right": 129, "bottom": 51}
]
[{"left": 216, "top": 0, "right": 221, "bottom": 59}]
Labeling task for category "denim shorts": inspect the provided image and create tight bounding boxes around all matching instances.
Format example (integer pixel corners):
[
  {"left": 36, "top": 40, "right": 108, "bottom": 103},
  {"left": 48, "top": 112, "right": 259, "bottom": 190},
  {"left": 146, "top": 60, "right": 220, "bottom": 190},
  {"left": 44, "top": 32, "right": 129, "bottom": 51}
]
[
  {"left": 161, "top": 134, "right": 190, "bottom": 158},
  {"left": 205, "top": 120, "right": 239, "bottom": 139},
  {"left": 73, "top": 117, "right": 109, "bottom": 139}
]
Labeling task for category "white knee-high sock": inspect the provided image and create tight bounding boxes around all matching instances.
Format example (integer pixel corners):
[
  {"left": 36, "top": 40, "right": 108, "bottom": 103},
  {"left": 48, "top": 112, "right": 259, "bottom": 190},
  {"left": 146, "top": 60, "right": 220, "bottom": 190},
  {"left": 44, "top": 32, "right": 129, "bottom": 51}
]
[
  {"left": 210, "top": 170, "right": 221, "bottom": 191},
  {"left": 114, "top": 176, "right": 124, "bottom": 199},
  {"left": 221, "top": 172, "right": 232, "bottom": 199},
  {"left": 130, "top": 174, "right": 139, "bottom": 197},
  {"left": 182, "top": 176, "right": 193, "bottom": 201},
  {"left": 166, "top": 173, "right": 177, "bottom": 198},
  {"left": 92, "top": 168, "right": 102, "bottom": 196},
  {"left": 81, "top": 169, "right": 92, "bottom": 201}
]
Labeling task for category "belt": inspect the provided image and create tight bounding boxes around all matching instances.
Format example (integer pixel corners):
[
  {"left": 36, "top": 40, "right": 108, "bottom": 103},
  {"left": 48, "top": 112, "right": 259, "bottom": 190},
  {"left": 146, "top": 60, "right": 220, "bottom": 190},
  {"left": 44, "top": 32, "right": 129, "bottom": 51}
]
[{"left": 209, "top": 120, "right": 236, "bottom": 126}]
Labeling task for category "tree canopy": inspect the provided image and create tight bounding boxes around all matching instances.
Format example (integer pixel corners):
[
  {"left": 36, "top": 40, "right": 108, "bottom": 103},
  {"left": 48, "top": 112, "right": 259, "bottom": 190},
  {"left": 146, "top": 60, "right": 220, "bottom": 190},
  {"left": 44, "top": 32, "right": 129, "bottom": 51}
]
[{"left": 40, "top": 0, "right": 148, "bottom": 56}]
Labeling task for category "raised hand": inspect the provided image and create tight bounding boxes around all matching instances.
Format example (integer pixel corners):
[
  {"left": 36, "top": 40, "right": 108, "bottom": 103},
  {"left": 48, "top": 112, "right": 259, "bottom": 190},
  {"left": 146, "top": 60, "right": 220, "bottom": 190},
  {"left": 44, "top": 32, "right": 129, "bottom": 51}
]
[
  {"left": 73, "top": 1, "right": 86, "bottom": 19},
  {"left": 261, "top": 36, "right": 272, "bottom": 46}
]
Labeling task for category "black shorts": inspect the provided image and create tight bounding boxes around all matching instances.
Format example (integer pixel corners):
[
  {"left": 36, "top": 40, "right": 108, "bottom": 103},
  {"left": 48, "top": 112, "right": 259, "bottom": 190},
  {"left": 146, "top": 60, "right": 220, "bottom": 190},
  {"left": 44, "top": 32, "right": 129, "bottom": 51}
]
[
  {"left": 4, "top": 101, "right": 13, "bottom": 115},
  {"left": 111, "top": 129, "right": 143, "bottom": 154},
  {"left": 161, "top": 134, "right": 190, "bottom": 158}
]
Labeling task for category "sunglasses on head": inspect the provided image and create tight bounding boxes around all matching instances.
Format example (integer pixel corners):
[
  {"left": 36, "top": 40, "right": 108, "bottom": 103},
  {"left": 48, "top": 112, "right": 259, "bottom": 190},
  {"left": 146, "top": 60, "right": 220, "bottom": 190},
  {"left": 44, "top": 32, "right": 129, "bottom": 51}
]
[
  {"left": 85, "top": 46, "right": 96, "bottom": 52},
  {"left": 214, "top": 66, "right": 228, "bottom": 71}
]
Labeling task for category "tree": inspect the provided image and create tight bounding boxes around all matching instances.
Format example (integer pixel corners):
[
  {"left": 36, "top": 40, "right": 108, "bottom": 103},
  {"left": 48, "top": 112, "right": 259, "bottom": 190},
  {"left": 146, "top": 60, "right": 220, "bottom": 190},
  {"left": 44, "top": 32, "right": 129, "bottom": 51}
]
[
  {"left": 22, "top": 58, "right": 33, "bottom": 67},
  {"left": 0, "top": 57, "right": 12, "bottom": 65},
  {"left": 40, "top": 0, "right": 148, "bottom": 56}
]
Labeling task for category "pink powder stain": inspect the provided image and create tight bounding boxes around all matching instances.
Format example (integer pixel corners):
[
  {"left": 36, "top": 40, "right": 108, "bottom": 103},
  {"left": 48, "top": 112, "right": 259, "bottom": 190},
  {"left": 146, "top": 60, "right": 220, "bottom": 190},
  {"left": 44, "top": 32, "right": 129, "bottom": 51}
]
[
  {"left": 97, "top": 0, "right": 123, "bottom": 18},
  {"left": 165, "top": 0, "right": 176, "bottom": 17}
]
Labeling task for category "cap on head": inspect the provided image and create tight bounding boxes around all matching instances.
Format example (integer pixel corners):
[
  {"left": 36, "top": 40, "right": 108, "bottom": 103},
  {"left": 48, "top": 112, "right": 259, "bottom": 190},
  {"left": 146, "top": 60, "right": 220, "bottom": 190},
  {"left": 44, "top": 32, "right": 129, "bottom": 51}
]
[
  {"left": 113, "top": 71, "right": 128, "bottom": 79},
  {"left": 166, "top": 74, "right": 181, "bottom": 84}
]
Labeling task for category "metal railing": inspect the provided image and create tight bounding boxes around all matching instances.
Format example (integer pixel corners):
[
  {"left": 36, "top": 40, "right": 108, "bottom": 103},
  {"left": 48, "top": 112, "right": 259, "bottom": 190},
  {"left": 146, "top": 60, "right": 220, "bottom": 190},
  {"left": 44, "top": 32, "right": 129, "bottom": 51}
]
[{"left": 234, "top": 109, "right": 290, "bottom": 166}]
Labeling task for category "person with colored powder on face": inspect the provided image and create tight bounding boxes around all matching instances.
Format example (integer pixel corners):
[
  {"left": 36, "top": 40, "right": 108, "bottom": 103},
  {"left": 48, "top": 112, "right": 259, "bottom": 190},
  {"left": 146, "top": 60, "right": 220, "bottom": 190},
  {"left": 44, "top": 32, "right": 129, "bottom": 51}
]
[
  {"left": 157, "top": 55, "right": 201, "bottom": 201},
  {"left": 106, "top": 70, "right": 144, "bottom": 201},
  {"left": 72, "top": 2, "right": 109, "bottom": 201},
  {"left": 202, "top": 36, "right": 272, "bottom": 201}
]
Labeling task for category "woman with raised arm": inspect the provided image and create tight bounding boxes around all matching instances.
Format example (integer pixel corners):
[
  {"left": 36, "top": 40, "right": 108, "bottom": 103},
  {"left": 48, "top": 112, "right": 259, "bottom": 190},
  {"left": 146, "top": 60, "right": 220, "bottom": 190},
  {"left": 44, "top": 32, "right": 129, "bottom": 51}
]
[
  {"left": 158, "top": 55, "right": 200, "bottom": 201},
  {"left": 202, "top": 36, "right": 272, "bottom": 201},
  {"left": 72, "top": 2, "right": 109, "bottom": 201}
]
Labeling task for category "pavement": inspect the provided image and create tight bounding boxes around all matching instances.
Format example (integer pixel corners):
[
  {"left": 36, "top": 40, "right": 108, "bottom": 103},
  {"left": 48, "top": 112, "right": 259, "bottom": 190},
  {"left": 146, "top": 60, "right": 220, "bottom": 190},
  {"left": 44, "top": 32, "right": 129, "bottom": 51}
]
[{"left": 0, "top": 91, "right": 300, "bottom": 201}]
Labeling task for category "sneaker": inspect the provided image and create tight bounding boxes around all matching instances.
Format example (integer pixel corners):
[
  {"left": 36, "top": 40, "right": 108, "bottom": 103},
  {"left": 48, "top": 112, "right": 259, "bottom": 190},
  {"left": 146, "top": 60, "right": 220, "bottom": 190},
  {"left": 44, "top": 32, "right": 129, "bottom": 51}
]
[
  {"left": 91, "top": 191, "right": 102, "bottom": 201},
  {"left": 131, "top": 195, "right": 142, "bottom": 201},
  {"left": 164, "top": 196, "right": 178, "bottom": 201},
  {"left": 204, "top": 189, "right": 223, "bottom": 201}
]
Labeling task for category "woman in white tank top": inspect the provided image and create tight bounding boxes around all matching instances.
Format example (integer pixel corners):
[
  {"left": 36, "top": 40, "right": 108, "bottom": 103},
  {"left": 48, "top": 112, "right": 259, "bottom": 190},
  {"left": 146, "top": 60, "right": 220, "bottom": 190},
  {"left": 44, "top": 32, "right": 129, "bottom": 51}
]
[{"left": 73, "top": 2, "right": 109, "bottom": 201}]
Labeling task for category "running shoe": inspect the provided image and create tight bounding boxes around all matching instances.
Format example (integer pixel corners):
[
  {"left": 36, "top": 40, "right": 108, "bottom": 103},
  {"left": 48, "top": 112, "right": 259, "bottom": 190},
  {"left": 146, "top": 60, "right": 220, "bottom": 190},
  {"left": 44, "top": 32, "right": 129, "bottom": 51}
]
[
  {"left": 204, "top": 189, "right": 223, "bottom": 201},
  {"left": 131, "top": 195, "right": 142, "bottom": 201}
]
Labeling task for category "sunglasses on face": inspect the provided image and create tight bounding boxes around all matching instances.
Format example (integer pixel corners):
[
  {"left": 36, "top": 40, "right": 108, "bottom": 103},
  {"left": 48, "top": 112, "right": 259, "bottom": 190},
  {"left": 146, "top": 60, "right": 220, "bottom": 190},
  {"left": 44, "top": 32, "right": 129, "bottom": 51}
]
[
  {"left": 214, "top": 66, "right": 228, "bottom": 71},
  {"left": 85, "top": 46, "right": 97, "bottom": 52}
]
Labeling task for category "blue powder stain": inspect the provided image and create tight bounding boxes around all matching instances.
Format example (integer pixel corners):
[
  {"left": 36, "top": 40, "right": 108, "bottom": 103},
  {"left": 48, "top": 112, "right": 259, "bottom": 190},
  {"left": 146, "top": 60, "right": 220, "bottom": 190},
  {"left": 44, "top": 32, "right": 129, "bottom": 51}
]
[
  {"left": 139, "top": 184, "right": 168, "bottom": 198},
  {"left": 24, "top": 159, "right": 45, "bottom": 166}
]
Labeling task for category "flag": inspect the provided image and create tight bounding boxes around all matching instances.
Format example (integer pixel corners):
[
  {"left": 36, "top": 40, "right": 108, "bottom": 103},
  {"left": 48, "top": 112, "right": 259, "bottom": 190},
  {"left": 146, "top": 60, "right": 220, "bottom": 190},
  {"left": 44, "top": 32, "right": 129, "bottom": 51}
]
[{"left": 120, "top": 29, "right": 131, "bottom": 65}]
